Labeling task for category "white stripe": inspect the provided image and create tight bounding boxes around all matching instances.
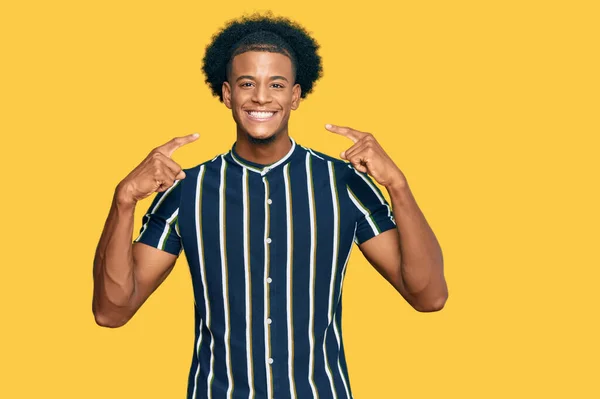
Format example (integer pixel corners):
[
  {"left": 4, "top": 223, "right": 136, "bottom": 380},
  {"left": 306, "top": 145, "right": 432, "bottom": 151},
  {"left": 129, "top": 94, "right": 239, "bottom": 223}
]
[
  {"left": 263, "top": 176, "right": 273, "bottom": 399},
  {"left": 219, "top": 157, "right": 233, "bottom": 398},
  {"left": 261, "top": 137, "right": 296, "bottom": 173},
  {"left": 231, "top": 151, "right": 262, "bottom": 173},
  {"left": 352, "top": 169, "right": 393, "bottom": 219},
  {"left": 301, "top": 145, "right": 325, "bottom": 161},
  {"left": 347, "top": 187, "right": 379, "bottom": 237},
  {"left": 157, "top": 208, "right": 179, "bottom": 249},
  {"left": 194, "top": 166, "right": 215, "bottom": 399},
  {"left": 283, "top": 164, "right": 297, "bottom": 399},
  {"left": 305, "top": 152, "right": 319, "bottom": 397},
  {"left": 323, "top": 161, "right": 339, "bottom": 398},
  {"left": 191, "top": 318, "right": 204, "bottom": 399},
  {"left": 134, "top": 179, "right": 181, "bottom": 242},
  {"left": 242, "top": 169, "right": 255, "bottom": 398},
  {"left": 333, "top": 240, "right": 354, "bottom": 399},
  {"left": 174, "top": 218, "right": 181, "bottom": 237}
]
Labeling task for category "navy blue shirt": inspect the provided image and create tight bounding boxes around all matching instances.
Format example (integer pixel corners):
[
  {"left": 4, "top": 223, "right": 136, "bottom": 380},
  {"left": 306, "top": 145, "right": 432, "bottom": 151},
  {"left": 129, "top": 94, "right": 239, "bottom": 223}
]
[{"left": 135, "top": 138, "right": 396, "bottom": 399}]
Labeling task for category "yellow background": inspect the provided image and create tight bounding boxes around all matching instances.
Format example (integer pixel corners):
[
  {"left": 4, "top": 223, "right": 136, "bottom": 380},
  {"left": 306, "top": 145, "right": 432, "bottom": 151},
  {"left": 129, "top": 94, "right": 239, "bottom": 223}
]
[{"left": 1, "top": 1, "right": 598, "bottom": 398}]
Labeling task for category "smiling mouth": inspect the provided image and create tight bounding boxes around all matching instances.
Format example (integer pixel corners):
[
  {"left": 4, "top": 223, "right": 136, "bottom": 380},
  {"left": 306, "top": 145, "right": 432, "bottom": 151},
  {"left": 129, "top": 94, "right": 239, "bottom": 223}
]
[{"left": 246, "top": 110, "right": 277, "bottom": 121}]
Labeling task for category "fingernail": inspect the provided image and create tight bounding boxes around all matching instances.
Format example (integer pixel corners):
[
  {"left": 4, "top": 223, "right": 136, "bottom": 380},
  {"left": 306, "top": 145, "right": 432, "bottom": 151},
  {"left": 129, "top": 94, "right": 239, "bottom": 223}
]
[
  {"left": 325, "top": 124, "right": 332, "bottom": 129},
  {"left": 192, "top": 133, "right": 199, "bottom": 138}
]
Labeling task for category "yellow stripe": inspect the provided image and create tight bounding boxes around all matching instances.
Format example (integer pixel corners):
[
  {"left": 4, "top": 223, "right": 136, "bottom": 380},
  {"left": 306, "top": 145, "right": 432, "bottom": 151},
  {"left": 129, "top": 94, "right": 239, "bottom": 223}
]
[
  {"left": 219, "top": 161, "right": 233, "bottom": 397},
  {"left": 243, "top": 170, "right": 255, "bottom": 398},
  {"left": 284, "top": 164, "right": 297, "bottom": 398},
  {"left": 306, "top": 153, "right": 319, "bottom": 398},
  {"left": 324, "top": 161, "right": 339, "bottom": 398}
]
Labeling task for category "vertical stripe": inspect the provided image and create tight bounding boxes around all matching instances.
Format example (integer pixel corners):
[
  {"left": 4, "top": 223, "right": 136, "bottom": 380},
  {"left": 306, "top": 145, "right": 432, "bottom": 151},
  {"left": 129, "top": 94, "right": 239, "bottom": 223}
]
[
  {"left": 191, "top": 318, "right": 205, "bottom": 399},
  {"left": 347, "top": 187, "right": 379, "bottom": 235},
  {"left": 333, "top": 241, "right": 354, "bottom": 399},
  {"left": 323, "top": 161, "right": 339, "bottom": 398},
  {"left": 193, "top": 166, "right": 215, "bottom": 399},
  {"left": 351, "top": 169, "right": 392, "bottom": 218},
  {"left": 135, "top": 179, "right": 180, "bottom": 242},
  {"left": 262, "top": 176, "right": 273, "bottom": 399},
  {"left": 305, "top": 152, "right": 319, "bottom": 398},
  {"left": 242, "top": 169, "right": 255, "bottom": 398},
  {"left": 175, "top": 216, "right": 181, "bottom": 237},
  {"left": 158, "top": 209, "right": 179, "bottom": 250},
  {"left": 283, "top": 164, "right": 297, "bottom": 399},
  {"left": 219, "top": 158, "right": 233, "bottom": 398}
]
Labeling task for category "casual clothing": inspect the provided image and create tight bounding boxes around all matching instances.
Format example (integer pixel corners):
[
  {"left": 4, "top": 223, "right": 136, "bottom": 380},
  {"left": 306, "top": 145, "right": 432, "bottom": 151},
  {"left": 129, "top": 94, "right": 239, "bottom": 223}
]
[{"left": 135, "top": 138, "right": 396, "bottom": 399}]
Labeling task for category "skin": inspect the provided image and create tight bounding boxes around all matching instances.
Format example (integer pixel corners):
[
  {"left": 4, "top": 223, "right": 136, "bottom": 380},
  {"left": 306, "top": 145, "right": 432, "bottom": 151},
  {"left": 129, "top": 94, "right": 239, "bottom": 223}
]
[
  {"left": 326, "top": 124, "right": 448, "bottom": 311},
  {"left": 92, "top": 50, "right": 447, "bottom": 328},
  {"left": 92, "top": 134, "right": 200, "bottom": 327},
  {"left": 222, "top": 51, "right": 301, "bottom": 165}
]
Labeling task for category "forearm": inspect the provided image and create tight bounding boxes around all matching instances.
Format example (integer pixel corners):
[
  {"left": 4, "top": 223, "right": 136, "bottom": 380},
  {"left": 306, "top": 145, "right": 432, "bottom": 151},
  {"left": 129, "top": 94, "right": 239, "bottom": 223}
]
[
  {"left": 387, "top": 181, "right": 448, "bottom": 310},
  {"left": 92, "top": 185, "right": 138, "bottom": 324}
]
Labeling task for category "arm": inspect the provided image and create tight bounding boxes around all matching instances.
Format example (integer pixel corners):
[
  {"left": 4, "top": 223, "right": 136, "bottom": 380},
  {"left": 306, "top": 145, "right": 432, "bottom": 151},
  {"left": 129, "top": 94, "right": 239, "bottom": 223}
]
[
  {"left": 359, "top": 180, "right": 447, "bottom": 312},
  {"left": 92, "top": 134, "right": 199, "bottom": 328},
  {"left": 326, "top": 124, "right": 448, "bottom": 312},
  {"left": 92, "top": 189, "right": 178, "bottom": 328}
]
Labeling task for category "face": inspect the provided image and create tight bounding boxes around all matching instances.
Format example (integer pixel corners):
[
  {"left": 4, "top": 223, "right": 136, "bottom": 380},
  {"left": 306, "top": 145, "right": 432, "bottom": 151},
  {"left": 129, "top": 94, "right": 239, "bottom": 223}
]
[{"left": 222, "top": 51, "right": 301, "bottom": 143}]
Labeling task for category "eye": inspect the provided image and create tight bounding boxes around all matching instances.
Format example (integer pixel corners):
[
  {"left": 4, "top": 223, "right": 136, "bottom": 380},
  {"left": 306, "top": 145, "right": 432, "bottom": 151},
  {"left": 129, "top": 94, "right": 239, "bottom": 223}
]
[
  {"left": 271, "top": 83, "right": 285, "bottom": 89},
  {"left": 240, "top": 82, "right": 254, "bottom": 88}
]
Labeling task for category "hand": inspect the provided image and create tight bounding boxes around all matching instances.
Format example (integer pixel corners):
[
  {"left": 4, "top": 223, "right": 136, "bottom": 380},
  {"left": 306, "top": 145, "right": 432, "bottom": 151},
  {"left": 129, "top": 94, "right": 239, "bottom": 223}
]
[
  {"left": 116, "top": 133, "right": 199, "bottom": 205},
  {"left": 325, "top": 124, "right": 407, "bottom": 188}
]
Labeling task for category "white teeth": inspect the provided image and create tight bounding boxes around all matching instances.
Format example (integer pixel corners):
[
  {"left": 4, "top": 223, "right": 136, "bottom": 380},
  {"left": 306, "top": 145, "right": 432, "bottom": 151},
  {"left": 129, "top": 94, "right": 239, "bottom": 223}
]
[{"left": 248, "top": 111, "right": 275, "bottom": 118}]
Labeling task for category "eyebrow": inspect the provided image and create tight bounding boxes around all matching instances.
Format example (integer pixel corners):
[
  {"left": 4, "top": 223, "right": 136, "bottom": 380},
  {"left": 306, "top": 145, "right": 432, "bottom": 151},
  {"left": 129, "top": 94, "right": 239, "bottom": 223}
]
[{"left": 235, "top": 75, "right": 289, "bottom": 82}]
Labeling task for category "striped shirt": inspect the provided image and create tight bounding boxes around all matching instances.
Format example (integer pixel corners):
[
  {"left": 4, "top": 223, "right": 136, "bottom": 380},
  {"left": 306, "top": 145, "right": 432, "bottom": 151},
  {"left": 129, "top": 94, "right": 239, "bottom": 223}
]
[{"left": 134, "top": 137, "right": 396, "bottom": 399}]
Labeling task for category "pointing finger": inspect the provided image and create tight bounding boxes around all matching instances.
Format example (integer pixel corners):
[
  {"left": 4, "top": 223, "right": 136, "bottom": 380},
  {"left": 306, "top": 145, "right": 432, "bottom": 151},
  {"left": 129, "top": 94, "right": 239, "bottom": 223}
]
[
  {"left": 159, "top": 133, "right": 200, "bottom": 157},
  {"left": 325, "top": 124, "right": 366, "bottom": 144}
]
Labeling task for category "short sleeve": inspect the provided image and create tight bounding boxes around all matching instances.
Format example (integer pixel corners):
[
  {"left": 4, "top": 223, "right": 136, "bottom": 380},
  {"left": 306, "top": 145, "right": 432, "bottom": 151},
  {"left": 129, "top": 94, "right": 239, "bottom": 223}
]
[
  {"left": 133, "top": 179, "right": 183, "bottom": 255},
  {"left": 346, "top": 166, "right": 396, "bottom": 245}
]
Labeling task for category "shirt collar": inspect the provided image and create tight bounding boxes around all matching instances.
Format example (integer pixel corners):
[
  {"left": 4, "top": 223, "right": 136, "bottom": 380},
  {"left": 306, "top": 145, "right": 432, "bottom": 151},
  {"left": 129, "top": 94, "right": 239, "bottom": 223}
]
[{"left": 228, "top": 137, "right": 298, "bottom": 176}]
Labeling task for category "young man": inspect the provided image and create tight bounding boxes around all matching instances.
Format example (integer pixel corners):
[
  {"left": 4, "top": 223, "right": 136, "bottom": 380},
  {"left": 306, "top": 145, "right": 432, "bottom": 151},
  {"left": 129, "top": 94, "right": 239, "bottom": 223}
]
[{"left": 92, "top": 13, "right": 448, "bottom": 399}]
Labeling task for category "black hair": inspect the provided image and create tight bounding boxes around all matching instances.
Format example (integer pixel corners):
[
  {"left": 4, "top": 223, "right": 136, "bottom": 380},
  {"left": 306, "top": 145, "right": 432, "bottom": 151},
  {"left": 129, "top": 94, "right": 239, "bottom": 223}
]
[{"left": 202, "top": 12, "right": 323, "bottom": 102}]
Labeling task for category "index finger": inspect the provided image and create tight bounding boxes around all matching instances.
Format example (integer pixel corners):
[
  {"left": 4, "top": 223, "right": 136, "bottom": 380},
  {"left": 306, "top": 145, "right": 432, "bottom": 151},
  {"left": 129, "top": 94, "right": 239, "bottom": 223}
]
[
  {"left": 158, "top": 133, "right": 200, "bottom": 157},
  {"left": 324, "top": 124, "right": 366, "bottom": 143}
]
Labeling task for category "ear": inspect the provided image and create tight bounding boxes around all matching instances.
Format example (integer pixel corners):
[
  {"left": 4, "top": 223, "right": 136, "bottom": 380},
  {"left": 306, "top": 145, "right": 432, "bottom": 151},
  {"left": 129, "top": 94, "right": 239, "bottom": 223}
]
[
  {"left": 222, "top": 81, "right": 232, "bottom": 109},
  {"left": 291, "top": 83, "right": 302, "bottom": 110}
]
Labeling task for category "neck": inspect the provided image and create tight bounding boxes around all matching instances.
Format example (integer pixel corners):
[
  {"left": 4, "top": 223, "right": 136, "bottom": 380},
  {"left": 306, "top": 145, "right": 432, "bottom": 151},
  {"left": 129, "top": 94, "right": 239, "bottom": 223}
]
[{"left": 234, "top": 129, "right": 293, "bottom": 165}]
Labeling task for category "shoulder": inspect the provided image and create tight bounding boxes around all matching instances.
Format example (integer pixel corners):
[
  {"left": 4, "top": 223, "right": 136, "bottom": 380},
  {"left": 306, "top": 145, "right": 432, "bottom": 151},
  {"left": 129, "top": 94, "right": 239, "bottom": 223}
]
[
  {"left": 300, "top": 144, "right": 371, "bottom": 184},
  {"left": 297, "top": 145, "right": 352, "bottom": 172},
  {"left": 183, "top": 152, "right": 227, "bottom": 176}
]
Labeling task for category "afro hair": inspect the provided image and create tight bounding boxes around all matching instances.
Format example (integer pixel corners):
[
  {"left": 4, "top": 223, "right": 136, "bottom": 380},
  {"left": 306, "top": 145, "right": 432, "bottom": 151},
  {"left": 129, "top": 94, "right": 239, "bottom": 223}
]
[{"left": 202, "top": 12, "right": 323, "bottom": 102}]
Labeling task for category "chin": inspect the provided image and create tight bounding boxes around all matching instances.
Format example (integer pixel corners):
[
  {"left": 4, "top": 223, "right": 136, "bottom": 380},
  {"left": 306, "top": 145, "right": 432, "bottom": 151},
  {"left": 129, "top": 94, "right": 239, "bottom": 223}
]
[{"left": 247, "top": 130, "right": 279, "bottom": 145}]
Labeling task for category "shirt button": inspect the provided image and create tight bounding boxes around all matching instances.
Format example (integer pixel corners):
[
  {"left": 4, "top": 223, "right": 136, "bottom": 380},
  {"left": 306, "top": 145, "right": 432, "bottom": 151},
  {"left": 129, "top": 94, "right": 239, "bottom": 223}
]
[
  {"left": 266, "top": 237, "right": 272, "bottom": 244},
  {"left": 267, "top": 198, "right": 272, "bottom": 205},
  {"left": 268, "top": 358, "right": 274, "bottom": 364},
  {"left": 267, "top": 318, "right": 272, "bottom": 324},
  {"left": 267, "top": 277, "right": 272, "bottom": 283}
]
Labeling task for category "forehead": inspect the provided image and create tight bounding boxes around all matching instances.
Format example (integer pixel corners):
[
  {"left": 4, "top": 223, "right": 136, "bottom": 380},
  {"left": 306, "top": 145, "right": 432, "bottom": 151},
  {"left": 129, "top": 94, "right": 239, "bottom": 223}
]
[{"left": 229, "top": 51, "right": 294, "bottom": 78}]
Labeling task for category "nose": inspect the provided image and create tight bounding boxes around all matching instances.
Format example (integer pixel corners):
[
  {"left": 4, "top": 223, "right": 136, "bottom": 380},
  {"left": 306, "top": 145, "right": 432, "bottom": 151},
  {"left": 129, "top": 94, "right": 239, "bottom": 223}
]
[{"left": 251, "top": 83, "right": 272, "bottom": 105}]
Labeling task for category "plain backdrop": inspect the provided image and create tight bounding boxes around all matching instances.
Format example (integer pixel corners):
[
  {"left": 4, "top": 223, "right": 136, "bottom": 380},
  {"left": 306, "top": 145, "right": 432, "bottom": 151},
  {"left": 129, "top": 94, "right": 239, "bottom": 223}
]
[{"left": 1, "top": 1, "right": 598, "bottom": 398}]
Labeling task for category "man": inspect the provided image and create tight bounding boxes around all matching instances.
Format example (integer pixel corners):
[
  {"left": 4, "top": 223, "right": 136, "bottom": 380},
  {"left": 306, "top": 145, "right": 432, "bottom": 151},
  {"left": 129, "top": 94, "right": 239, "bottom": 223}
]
[{"left": 92, "top": 13, "right": 448, "bottom": 399}]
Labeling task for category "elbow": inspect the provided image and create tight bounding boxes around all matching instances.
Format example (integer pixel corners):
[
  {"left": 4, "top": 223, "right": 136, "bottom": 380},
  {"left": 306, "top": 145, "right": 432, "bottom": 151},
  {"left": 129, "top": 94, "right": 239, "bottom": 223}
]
[
  {"left": 94, "top": 311, "right": 130, "bottom": 328},
  {"left": 413, "top": 293, "right": 448, "bottom": 313},
  {"left": 93, "top": 304, "right": 131, "bottom": 328}
]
